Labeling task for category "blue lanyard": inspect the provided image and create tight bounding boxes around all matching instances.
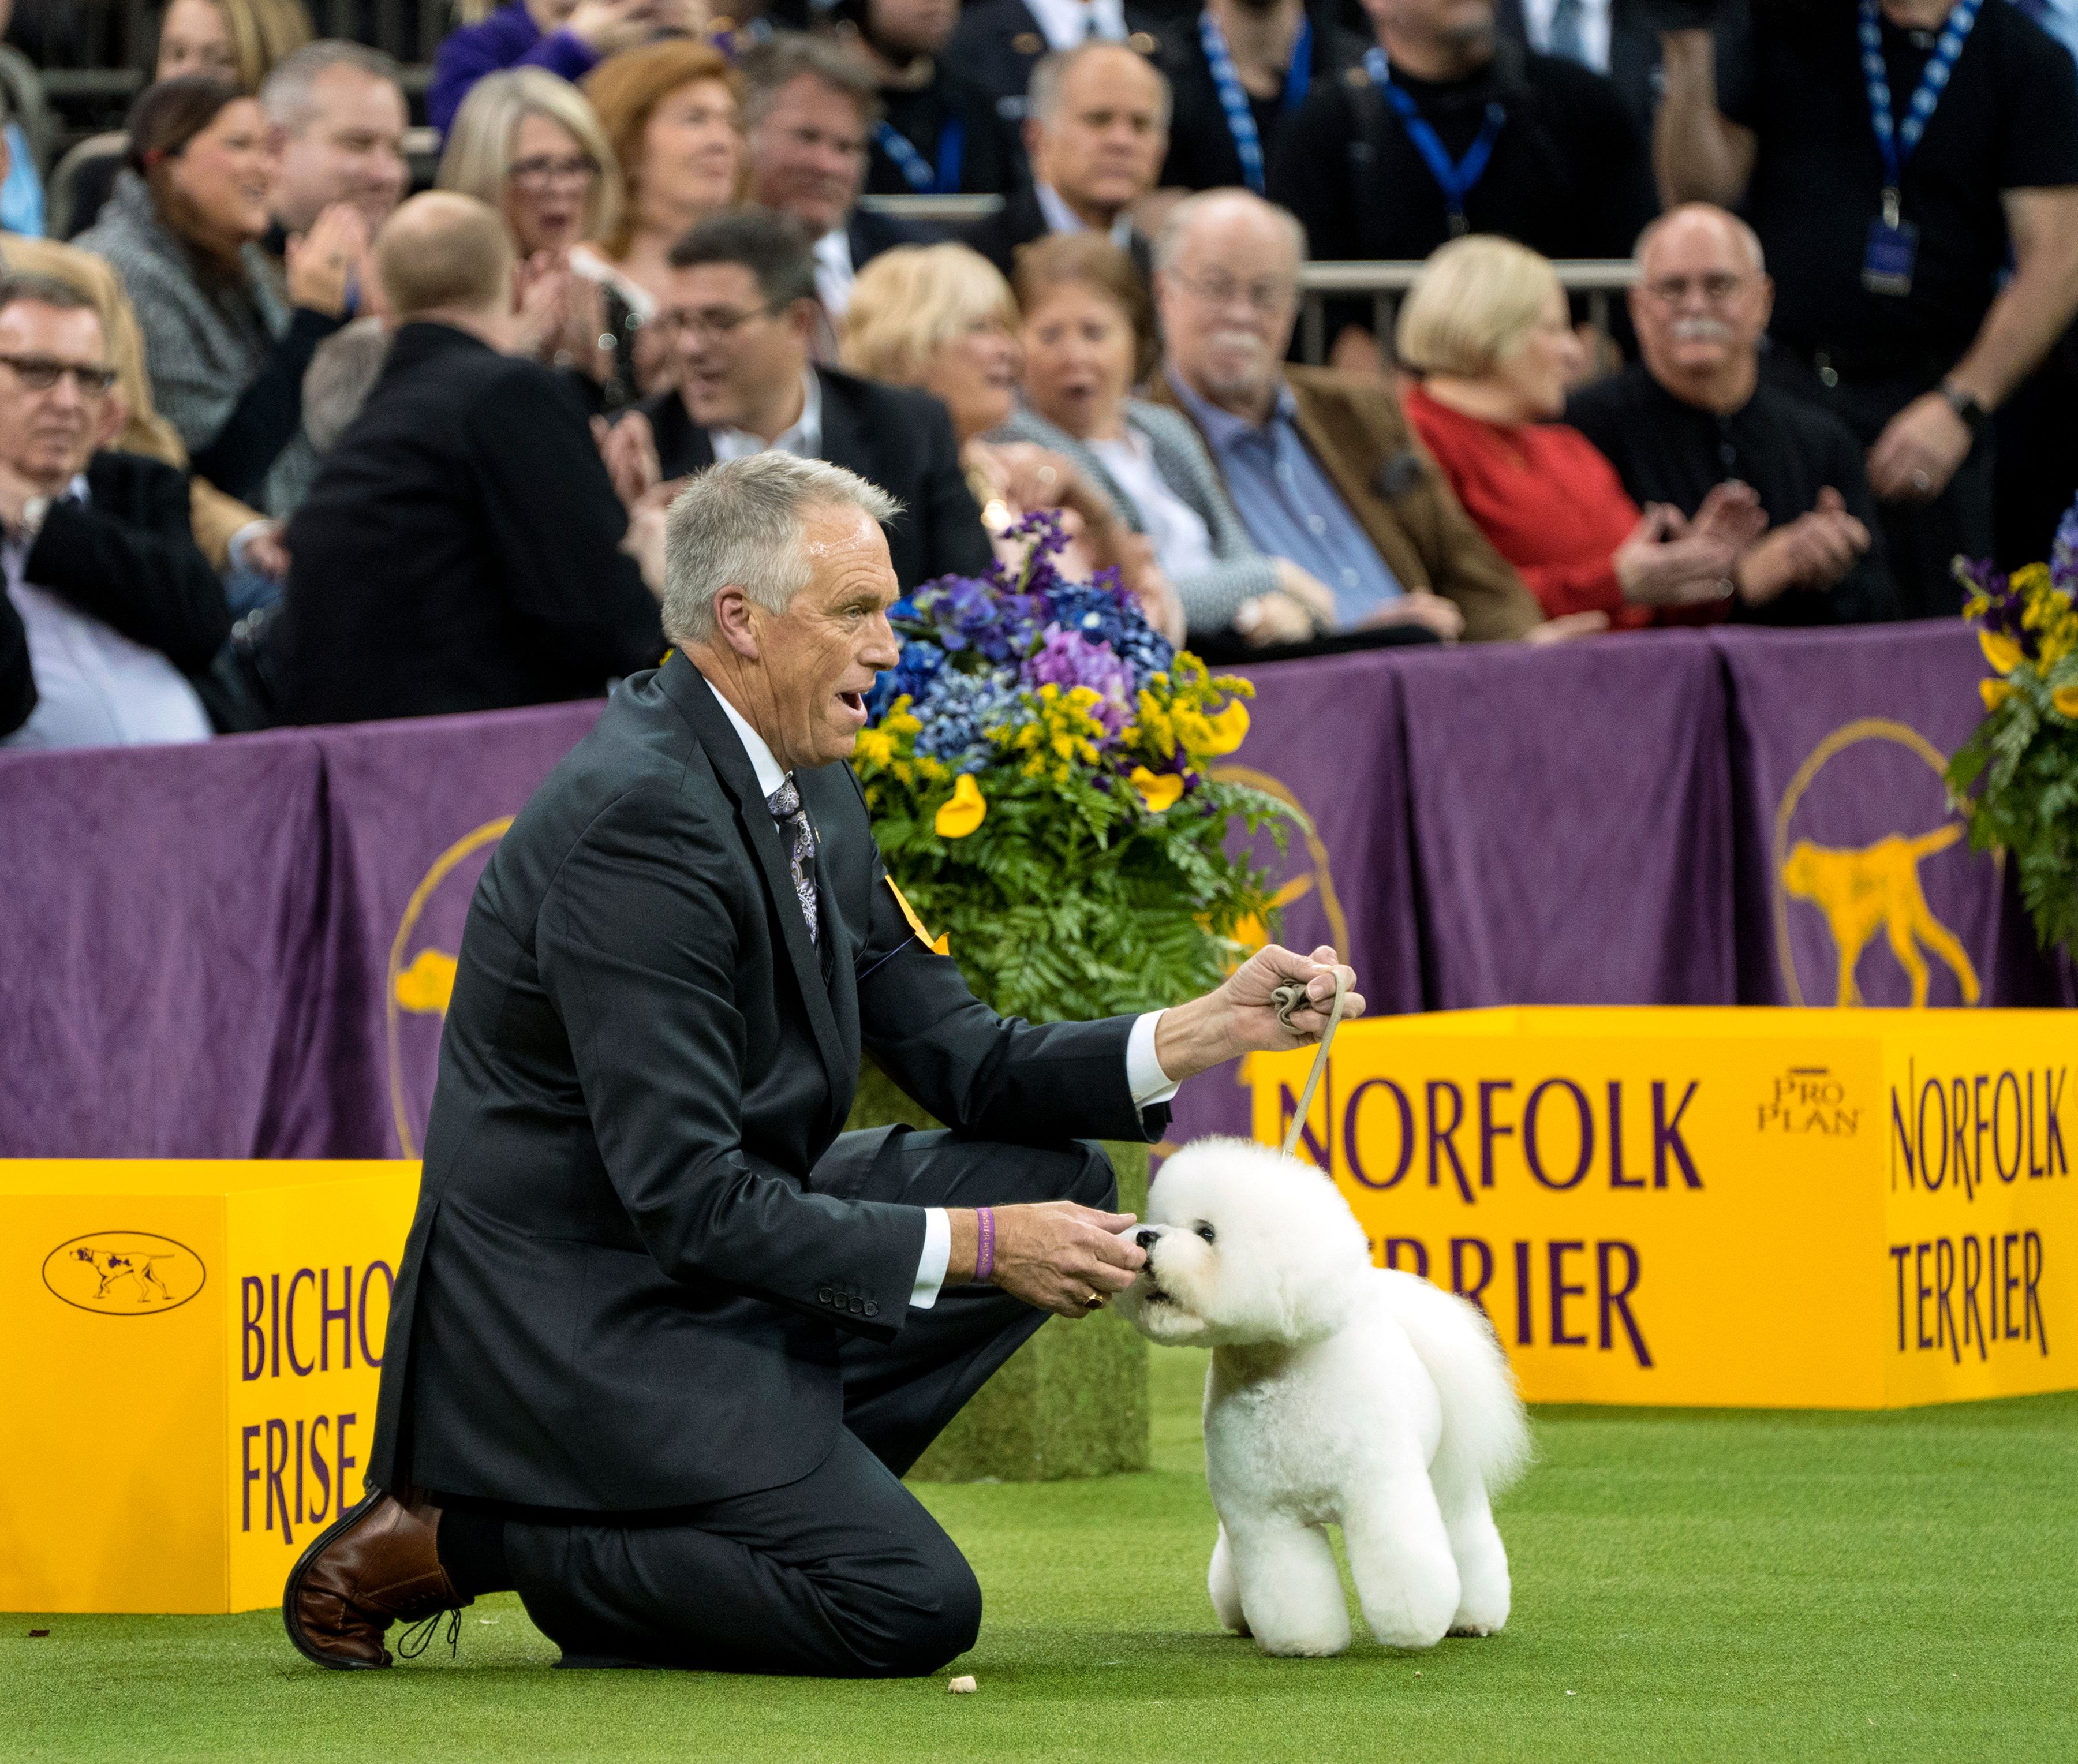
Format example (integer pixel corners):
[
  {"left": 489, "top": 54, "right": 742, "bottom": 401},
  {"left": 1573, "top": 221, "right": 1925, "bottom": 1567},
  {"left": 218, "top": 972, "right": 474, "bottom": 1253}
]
[
  {"left": 1199, "top": 7, "right": 1314, "bottom": 196},
  {"left": 1361, "top": 46, "right": 1505, "bottom": 237},
  {"left": 1859, "top": 0, "right": 1982, "bottom": 221},
  {"left": 875, "top": 115, "right": 966, "bottom": 195}
]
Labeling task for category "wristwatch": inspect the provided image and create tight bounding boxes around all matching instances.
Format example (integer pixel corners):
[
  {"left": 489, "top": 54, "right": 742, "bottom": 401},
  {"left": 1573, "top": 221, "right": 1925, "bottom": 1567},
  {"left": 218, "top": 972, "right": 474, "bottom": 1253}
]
[{"left": 1939, "top": 381, "right": 1989, "bottom": 436}]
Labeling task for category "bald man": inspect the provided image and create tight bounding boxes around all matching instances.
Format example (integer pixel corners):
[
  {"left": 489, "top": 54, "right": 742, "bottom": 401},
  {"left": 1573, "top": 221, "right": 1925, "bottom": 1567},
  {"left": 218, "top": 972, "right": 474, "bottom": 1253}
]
[
  {"left": 1565, "top": 204, "right": 1897, "bottom": 627},
  {"left": 966, "top": 42, "right": 1168, "bottom": 281},
  {"left": 260, "top": 193, "right": 667, "bottom": 723}
]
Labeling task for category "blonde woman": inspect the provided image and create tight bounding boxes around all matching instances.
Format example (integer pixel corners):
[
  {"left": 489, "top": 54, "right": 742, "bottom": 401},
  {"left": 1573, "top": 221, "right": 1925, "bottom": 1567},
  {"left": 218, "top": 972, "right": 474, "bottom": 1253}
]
[
  {"left": 840, "top": 241, "right": 1184, "bottom": 642},
  {"left": 1397, "top": 233, "right": 1763, "bottom": 628},
  {"left": 438, "top": 68, "right": 625, "bottom": 378},
  {"left": 155, "top": 0, "right": 312, "bottom": 89}
]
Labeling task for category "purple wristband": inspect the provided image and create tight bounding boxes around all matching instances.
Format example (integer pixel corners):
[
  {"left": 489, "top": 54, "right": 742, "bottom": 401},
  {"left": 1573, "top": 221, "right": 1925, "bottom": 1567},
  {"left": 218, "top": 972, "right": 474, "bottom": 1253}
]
[{"left": 974, "top": 1207, "right": 996, "bottom": 1284}]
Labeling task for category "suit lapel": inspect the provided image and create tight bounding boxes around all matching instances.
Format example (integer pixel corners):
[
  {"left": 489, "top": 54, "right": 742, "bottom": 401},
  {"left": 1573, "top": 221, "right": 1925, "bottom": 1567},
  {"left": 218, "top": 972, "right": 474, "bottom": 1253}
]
[
  {"left": 659, "top": 655, "right": 851, "bottom": 1113},
  {"left": 1285, "top": 373, "right": 1436, "bottom": 593},
  {"left": 816, "top": 371, "right": 868, "bottom": 479}
]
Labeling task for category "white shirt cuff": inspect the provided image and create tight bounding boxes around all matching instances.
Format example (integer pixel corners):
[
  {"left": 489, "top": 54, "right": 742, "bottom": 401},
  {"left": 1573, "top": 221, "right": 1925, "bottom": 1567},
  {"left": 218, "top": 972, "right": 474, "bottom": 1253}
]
[
  {"left": 910, "top": 1206, "right": 951, "bottom": 1310},
  {"left": 1127, "top": 1009, "right": 1180, "bottom": 1106}
]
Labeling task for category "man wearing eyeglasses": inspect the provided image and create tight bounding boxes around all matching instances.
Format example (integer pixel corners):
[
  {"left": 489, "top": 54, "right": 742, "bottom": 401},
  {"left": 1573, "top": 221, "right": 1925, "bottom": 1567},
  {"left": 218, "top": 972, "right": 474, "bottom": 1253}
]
[
  {"left": 0, "top": 272, "right": 230, "bottom": 749},
  {"left": 1567, "top": 204, "right": 1898, "bottom": 626},
  {"left": 631, "top": 207, "right": 994, "bottom": 591}
]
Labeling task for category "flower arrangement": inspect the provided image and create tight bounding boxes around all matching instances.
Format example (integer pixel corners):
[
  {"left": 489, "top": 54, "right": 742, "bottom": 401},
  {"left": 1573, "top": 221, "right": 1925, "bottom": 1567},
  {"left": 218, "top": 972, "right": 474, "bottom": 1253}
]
[
  {"left": 855, "top": 515, "right": 1295, "bottom": 1023},
  {"left": 1949, "top": 500, "right": 2078, "bottom": 955}
]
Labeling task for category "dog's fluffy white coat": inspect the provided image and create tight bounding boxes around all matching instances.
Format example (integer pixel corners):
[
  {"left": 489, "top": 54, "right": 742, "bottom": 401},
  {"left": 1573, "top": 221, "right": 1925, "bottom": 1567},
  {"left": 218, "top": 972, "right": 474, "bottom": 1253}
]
[{"left": 1116, "top": 1137, "right": 1531, "bottom": 1657}]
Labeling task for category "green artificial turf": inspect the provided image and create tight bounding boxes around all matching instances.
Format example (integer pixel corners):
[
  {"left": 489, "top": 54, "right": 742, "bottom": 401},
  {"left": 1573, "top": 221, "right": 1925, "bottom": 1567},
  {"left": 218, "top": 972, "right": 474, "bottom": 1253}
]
[{"left": 6, "top": 1352, "right": 2075, "bottom": 1763}]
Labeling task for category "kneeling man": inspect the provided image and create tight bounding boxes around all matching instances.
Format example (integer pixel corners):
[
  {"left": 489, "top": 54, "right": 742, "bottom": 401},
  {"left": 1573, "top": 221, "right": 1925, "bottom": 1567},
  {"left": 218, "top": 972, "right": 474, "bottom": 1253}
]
[{"left": 283, "top": 450, "right": 1362, "bottom": 1677}]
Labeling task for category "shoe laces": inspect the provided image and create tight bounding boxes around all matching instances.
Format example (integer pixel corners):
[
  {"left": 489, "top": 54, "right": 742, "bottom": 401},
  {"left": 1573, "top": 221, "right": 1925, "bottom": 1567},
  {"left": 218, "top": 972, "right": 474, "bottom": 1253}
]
[{"left": 395, "top": 1607, "right": 462, "bottom": 1661}]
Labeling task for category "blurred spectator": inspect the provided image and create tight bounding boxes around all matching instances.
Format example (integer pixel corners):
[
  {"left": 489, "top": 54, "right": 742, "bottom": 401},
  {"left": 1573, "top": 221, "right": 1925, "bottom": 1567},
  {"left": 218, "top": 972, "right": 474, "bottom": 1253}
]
[
  {"left": 967, "top": 43, "right": 1167, "bottom": 280},
  {"left": 741, "top": 33, "right": 915, "bottom": 334},
  {"left": 836, "top": 0, "right": 1029, "bottom": 198},
  {"left": 264, "top": 192, "right": 666, "bottom": 724},
  {"left": 0, "top": 2, "right": 51, "bottom": 237},
  {"left": 0, "top": 231, "right": 273, "bottom": 577},
  {"left": 428, "top": 0, "right": 706, "bottom": 137},
  {"left": 630, "top": 206, "right": 993, "bottom": 586},
  {"left": 578, "top": 39, "right": 745, "bottom": 396},
  {"left": 1567, "top": 205, "right": 1900, "bottom": 626},
  {"left": 155, "top": 0, "right": 313, "bottom": 88},
  {"left": 260, "top": 43, "right": 409, "bottom": 251},
  {"left": 1149, "top": 188, "right": 1542, "bottom": 643},
  {"left": 1151, "top": 0, "right": 1365, "bottom": 195},
  {"left": 1655, "top": 3, "right": 2078, "bottom": 616},
  {"left": 840, "top": 239, "right": 1183, "bottom": 636},
  {"left": 945, "top": 0, "right": 1154, "bottom": 125},
  {"left": 75, "top": 79, "right": 357, "bottom": 517},
  {"left": 994, "top": 232, "right": 1264, "bottom": 639},
  {"left": 1399, "top": 231, "right": 1774, "bottom": 629},
  {"left": 438, "top": 68, "right": 626, "bottom": 386},
  {"left": 1492, "top": 0, "right": 1658, "bottom": 135},
  {"left": 0, "top": 273, "right": 229, "bottom": 750},
  {"left": 1268, "top": 0, "right": 1654, "bottom": 373}
]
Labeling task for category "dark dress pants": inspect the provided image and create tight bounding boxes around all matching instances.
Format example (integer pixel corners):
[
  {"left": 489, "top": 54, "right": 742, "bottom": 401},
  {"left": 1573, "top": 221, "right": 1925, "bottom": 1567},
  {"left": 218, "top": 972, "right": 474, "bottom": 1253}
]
[{"left": 440, "top": 1128, "right": 1119, "bottom": 1676}]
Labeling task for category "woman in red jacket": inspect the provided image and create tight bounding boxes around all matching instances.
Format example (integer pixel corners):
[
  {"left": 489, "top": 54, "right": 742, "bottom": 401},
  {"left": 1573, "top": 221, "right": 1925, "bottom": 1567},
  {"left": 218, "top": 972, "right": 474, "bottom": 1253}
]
[{"left": 1396, "top": 235, "right": 1762, "bottom": 628}]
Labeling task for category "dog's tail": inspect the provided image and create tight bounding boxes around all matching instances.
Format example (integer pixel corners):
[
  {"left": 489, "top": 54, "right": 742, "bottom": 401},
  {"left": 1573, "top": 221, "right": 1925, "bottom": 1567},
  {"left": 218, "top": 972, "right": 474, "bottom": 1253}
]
[{"left": 1380, "top": 1272, "right": 1533, "bottom": 1498}]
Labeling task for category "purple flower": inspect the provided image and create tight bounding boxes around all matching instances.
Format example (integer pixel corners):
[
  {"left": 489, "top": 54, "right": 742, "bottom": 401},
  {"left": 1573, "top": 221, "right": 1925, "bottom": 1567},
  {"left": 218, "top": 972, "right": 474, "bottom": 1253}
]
[{"left": 1022, "top": 624, "right": 1134, "bottom": 735}]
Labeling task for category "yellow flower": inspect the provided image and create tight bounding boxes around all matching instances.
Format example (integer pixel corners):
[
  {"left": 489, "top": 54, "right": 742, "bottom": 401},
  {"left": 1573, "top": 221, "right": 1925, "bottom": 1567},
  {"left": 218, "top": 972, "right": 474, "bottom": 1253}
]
[
  {"left": 935, "top": 773, "right": 987, "bottom": 838},
  {"left": 1979, "top": 629, "right": 2024, "bottom": 674},
  {"left": 853, "top": 728, "right": 896, "bottom": 768},
  {"left": 2054, "top": 685, "right": 2078, "bottom": 720},
  {"left": 1981, "top": 678, "right": 2013, "bottom": 712},
  {"left": 1130, "top": 766, "right": 1185, "bottom": 812}
]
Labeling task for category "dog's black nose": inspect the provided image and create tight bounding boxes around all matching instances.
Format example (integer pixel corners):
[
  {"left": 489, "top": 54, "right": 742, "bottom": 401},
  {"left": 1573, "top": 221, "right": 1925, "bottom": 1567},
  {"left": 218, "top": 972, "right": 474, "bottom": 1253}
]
[{"left": 1135, "top": 1229, "right": 1160, "bottom": 1251}]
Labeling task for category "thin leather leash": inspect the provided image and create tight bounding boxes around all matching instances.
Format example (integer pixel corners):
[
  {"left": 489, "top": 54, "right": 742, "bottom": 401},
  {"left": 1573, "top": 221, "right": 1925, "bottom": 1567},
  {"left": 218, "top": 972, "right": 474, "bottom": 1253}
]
[{"left": 1270, "top": 970, "right": 1350, "bottom": 1158}]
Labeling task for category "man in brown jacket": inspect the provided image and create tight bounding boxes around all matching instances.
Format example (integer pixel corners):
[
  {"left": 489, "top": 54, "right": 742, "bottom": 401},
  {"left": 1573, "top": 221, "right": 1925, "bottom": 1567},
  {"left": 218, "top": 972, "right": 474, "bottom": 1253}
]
[{"left": 1148, "top": 187, "right": 1548, "bottom": 647}]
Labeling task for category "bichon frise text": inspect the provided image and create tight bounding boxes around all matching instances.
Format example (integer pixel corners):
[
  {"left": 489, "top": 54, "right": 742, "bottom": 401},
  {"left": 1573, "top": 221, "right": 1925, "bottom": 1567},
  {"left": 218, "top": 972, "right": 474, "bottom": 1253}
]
[{"left": 1116, "top": 1137, "right": 1531, "bottom": 1658}]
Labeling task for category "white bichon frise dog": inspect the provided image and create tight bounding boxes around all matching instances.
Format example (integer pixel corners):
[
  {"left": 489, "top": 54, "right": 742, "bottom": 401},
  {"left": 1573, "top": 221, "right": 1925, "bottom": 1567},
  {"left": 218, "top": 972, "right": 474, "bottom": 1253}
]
[{"left": 1116, "top": 1137, "right": 1531, "bottom": 1658}]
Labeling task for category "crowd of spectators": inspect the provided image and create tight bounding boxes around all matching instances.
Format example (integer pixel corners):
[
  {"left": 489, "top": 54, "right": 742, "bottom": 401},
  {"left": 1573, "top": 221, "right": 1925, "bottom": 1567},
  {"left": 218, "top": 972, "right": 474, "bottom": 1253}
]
[{"left": 1, "top": 0, "right": 2076, "bottom": 751}]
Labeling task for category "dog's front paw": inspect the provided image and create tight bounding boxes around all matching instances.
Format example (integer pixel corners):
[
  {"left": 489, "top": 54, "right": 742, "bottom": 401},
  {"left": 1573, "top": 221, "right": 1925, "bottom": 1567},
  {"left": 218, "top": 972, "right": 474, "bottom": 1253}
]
[
  {"left": 1257, "top": 1633, "right": 1349, "bottom": 1658},
  {"left": 1446, "top": 1621, "right": 1503, "bottom": 1638}
]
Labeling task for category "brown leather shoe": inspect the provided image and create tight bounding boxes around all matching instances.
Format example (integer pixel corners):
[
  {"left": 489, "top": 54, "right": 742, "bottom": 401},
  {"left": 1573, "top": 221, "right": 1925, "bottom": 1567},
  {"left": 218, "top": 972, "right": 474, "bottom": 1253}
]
[{"left": 282, "top": 1486, "right": 470, "bottom": 1669}]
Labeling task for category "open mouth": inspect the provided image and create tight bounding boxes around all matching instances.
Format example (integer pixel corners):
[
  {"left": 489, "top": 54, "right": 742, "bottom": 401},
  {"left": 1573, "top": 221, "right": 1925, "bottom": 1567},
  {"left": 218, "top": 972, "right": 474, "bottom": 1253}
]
[{"left": 836, "top": 690, "right": 867, "bottom": 724}]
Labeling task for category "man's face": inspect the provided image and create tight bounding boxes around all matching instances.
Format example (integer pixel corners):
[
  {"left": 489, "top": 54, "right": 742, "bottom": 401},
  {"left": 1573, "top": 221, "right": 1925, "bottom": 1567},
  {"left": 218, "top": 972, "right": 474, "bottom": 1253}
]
[
  {"left": 869, "top": 0, "right": 960, "bottom": 59},
  {"left": 746, "top": 74, "right": 869, "bottom": 237},
  {"left": 749, "top": 502, "right": 901, "bottom": 770},
  {"left": 660, "top": 261, "right": 812, "bottom": 430},
  {"left": 1029, "top": 48, "right": 1168, "bottom": 220},
  {"left": 270, "top": 67, "right": 410, "bottom": 236},
  {"left": 1363, "top": 0, "right": 1496, "bottom": 47},
  {"left": 1154, "top": 203, "right": 1300, "bottom": 412},
  {"left": 0, "top": 302, "right": 115, "bottom": 488},
  {"left": 1630, "top": 211, "right": 1773, "bottom": 394}
]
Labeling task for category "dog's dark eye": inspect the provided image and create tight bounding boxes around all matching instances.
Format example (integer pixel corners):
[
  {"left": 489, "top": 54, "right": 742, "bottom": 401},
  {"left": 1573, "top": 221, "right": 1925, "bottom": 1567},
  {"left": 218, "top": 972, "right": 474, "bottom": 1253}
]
[{"left": 1194, "top": 1221, "right": 1216, "bottom": 1245}]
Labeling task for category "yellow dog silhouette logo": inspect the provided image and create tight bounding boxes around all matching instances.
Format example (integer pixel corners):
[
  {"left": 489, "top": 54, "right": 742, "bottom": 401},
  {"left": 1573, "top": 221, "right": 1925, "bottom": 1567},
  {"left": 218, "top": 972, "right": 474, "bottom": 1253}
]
[
  {"left": 1781, "top": 827, "right": 1981, "bottom": 1008},
  {"left": 1771, "top": 719, "right": 1986, "bottom": 1009}
]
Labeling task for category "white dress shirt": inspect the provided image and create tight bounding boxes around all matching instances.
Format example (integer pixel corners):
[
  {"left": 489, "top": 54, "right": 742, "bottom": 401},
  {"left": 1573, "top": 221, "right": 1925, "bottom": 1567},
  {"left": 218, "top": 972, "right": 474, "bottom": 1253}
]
[
  {"left": 701, "top": 671, "right": 1178, "bottom": 1310},
  {"left": 812, "top": 228, "right": 857, "bottom": 320},
  {"left": 708, "top": 370, "right": 824, "bottom": 462},
  {"left": 2, "top": 475, "right": 212, "bottom": 752},
  {"left": 1034, "top": 181, "right": 1137, "bottom": 251},
  {"left": 1520, "top": 0, "right": 1611, "bottom": 73},
  {"left": 1026, "top": 0, "right": 1127, "bottom": 49},
  {"left": 1089, "top": 427, "right": 1219, "bottom": 582}
]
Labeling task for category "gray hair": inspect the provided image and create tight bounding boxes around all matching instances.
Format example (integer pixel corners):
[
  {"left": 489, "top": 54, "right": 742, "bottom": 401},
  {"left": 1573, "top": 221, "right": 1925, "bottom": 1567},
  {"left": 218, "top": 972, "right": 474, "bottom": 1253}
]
[
  {"left": 0, "top": 272, "right": 99, "bottom": 322},
  {"left": 260, "top": 40, "right": 404, "bottom": 133},
  {"left": 1154, "top": 187, "right": 1307, "bottom": 272},
  {"left": 663, "top": 453, "right": 902, "bottom": 646},
  {"left": 1027, "top": 41, "right": 1172, "bottom": 130},
  {"left": 1634, "top": 203, "right": 1766, "bottom": 275},
  {"left": 738, "top": 33, "right": 883, "bottom": 130}
]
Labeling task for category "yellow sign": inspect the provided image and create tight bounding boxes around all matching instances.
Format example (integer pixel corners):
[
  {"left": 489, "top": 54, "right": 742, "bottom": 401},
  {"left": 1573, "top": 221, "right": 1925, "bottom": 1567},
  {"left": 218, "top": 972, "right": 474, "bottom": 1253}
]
[
  {"left": 1245, "top": 1007, "right": 2076, "bottom": 1408},
  {"left": 1, "top": 1160, "right": 418, "bottom": 1613}
]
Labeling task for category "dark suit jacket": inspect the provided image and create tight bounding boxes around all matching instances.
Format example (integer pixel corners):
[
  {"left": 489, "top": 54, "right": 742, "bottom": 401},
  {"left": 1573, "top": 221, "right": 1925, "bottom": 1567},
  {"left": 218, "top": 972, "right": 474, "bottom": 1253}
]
[
  {"left": 642, "top": 367, "right": 994, "bottom": 592},
  {"left": 21, "top": 450, "right": 231, "bottom": 674},
  {"left": 1493, "top": 0, "right": 1662, "bottom": 136},
  {"left": 1149, "top": 366, "right": 1545, "bottom": 642},
  {"left": 961, "top": 184, "right": 1156, "bottom": 285},
  {"left": 269, "top": 323, "right": 663, "bottom": 725},
  {"left": 368, "top": 652, "right": 1165, "bottom": 1510},
  {"left": 0, "top": 592, "right": 32, "bottom": 737},
  {"left": 944, "top": 0, "right": 1167, "bottom": 120}
]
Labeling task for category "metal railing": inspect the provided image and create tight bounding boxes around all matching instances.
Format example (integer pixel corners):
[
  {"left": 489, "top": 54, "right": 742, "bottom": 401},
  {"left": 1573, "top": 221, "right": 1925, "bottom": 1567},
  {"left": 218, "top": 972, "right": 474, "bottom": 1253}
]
[{"left": 1298, "top": 259, "right": 1639, "bottom": 364}]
